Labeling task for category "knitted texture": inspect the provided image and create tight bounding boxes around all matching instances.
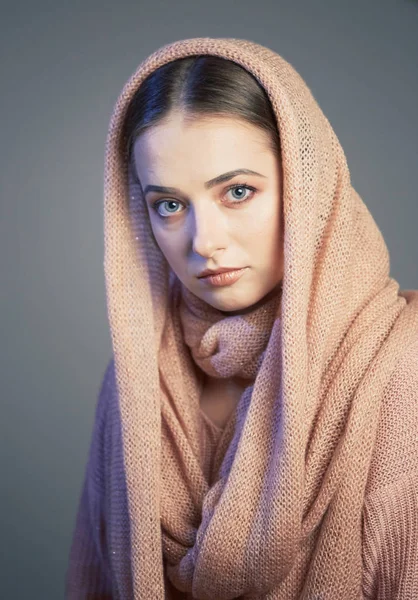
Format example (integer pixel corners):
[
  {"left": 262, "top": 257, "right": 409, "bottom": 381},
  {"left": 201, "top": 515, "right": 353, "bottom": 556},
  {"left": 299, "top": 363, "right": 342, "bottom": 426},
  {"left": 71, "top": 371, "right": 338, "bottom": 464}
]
[{"left": 65, "top": 37, "right": 418, "bottom": 599}]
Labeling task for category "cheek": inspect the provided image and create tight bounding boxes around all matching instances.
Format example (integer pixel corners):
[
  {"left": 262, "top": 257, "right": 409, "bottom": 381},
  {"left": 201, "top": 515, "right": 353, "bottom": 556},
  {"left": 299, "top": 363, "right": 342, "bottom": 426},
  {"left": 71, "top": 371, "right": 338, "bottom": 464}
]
[
  {"left": 245, "top": 200, "right": 281, "bottom": 239},
  {"left": 153, "top": 228, "right": 185, "bottom": 267},
  {"left": 241, "top": 203, "right": 282, "bottom": 261}
]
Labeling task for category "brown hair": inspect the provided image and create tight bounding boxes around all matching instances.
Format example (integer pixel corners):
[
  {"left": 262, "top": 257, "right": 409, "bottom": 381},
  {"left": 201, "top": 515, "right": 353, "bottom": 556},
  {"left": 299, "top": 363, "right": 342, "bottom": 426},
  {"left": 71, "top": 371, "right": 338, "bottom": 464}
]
[{"left": 122, "top": 55, "right": 281, "bottom": 171}]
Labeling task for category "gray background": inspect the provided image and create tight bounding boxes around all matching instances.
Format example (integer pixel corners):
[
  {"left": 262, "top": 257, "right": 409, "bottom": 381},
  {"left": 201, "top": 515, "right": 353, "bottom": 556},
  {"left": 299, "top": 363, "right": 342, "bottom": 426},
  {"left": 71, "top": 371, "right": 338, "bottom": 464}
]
[{"left": 1, "top": 0, "right": 417, "bottom": 597}]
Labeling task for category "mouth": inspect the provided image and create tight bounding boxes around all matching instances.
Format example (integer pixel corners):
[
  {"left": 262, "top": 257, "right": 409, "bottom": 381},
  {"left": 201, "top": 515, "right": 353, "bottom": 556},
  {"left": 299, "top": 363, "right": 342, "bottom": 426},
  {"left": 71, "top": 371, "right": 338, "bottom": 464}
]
[
  {"left": 197, "top": 266, "right": 244, "bottom": 278},
  {"left": 198, "top": 267, "right": 248, "bottom": 287}
]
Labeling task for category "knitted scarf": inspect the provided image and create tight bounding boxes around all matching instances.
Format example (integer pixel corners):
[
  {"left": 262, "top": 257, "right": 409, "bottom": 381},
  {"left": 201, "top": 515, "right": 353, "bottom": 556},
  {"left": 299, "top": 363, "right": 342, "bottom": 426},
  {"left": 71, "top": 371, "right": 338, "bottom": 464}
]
[
  {"left": 103, "top": 37, "right": 418, "bottom": 599},
  {"left": 178, "top": 279, "right": 282, "bottom": 380}
]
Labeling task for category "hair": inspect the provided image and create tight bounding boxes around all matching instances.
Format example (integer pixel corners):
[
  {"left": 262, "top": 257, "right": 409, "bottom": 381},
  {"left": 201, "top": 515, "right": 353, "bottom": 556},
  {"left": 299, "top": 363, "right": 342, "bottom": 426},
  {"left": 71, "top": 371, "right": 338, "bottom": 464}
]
[{"left": 122, "top": 55, "right": 281, "bottom": 176}]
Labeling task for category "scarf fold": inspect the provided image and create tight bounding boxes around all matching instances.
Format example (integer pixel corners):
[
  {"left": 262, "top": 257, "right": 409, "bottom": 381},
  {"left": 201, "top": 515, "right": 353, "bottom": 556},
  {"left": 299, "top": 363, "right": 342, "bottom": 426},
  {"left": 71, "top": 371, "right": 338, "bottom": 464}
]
[
  {"left": 178, "top": 280, "right": 282, "bottom": 380},
  {"left": 103, "top": 36, "right": 418, "bottom": 599}
]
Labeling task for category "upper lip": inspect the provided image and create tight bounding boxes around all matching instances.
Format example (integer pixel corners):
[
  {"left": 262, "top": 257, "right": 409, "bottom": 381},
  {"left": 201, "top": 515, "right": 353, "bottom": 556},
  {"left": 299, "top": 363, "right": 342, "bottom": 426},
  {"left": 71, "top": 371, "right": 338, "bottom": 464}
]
[{"left": 197, "top": 266, "right": 243, "bottom": 278}]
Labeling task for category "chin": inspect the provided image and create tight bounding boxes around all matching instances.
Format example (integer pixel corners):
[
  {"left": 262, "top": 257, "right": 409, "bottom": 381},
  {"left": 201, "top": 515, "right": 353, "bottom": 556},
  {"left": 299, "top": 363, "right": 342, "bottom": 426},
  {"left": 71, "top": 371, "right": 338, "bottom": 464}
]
[{"left": 207, "top": 293, "right": 260, "bottom": 315}]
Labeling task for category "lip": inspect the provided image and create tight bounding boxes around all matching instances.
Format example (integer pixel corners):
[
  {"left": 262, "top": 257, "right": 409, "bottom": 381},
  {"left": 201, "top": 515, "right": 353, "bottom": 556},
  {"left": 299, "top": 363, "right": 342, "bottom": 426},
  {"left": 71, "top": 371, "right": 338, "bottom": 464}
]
[
  {"left": 197, "top": 266, "right": 243, "bottom": 278},
  {"left": 198, "top": 267, "right": 247, "bottom": 287}
]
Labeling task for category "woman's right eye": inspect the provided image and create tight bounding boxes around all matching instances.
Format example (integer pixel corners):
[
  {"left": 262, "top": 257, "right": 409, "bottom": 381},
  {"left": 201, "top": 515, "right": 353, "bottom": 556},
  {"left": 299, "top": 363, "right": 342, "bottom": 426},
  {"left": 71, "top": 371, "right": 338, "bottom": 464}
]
[{"left": 152, "top": 200, "right": 184, "bottom": 219}]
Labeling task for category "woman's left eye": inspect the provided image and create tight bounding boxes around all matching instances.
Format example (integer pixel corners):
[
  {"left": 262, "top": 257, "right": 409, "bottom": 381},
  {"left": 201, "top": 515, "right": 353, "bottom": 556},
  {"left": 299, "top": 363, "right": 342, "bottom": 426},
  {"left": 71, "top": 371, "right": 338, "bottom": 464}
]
[{"left": 225, "top": 183, "right": 256, "bottom": 204}]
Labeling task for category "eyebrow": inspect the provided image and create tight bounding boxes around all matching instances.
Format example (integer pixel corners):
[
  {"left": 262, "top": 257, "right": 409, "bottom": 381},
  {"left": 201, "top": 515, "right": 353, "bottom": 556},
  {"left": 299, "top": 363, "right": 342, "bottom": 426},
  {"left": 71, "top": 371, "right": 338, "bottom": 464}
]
[{"left": 142, "top": 168, "right": 267, "bottom": 198}]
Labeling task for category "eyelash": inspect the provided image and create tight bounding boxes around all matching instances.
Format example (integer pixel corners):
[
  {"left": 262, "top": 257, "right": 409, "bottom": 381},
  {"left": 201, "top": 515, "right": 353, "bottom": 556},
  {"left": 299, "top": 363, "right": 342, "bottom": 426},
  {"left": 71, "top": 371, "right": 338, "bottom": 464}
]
[{"left": 151, "top": 182, "right": 257, "bottom": 219}]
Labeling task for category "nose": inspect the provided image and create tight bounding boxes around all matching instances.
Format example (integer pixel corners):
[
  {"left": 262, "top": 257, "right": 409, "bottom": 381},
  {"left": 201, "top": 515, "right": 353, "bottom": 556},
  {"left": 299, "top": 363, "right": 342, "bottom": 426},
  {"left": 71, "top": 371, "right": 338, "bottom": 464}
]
[{"left": 191, "top": 203, "right": 226, "bottom": 258}]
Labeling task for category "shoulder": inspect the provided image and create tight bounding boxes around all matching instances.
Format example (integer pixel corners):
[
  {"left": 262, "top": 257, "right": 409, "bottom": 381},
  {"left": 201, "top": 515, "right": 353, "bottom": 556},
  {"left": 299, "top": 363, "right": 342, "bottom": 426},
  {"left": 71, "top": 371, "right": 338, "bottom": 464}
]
[
  {"left": 365, "top": 333, "right": 418, "bottom": 496},
  {"left": 97, "top": 356, "right": 124, "bottom": 456},
  {"left": 362, "top": 335, "right": 418, "bottom": 598},
  {"left": 95, "top": 356, "right": 121, "bottom": 439},
  {"left": 362, "top": 470, "right": 418, "bottom": 599},
  {"left": 98, "top": 356, "right": 117, "bottom": 413},
  {"left": 86, "top": 356, "right": 122, "bottom": 491}
]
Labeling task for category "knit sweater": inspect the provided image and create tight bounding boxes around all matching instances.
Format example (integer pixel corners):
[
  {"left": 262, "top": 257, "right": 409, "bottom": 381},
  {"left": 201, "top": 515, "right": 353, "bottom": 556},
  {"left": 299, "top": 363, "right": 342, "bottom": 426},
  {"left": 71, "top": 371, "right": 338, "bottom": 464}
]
[{"left": 65, "top": 332, "right": 418, "bottom": 599}]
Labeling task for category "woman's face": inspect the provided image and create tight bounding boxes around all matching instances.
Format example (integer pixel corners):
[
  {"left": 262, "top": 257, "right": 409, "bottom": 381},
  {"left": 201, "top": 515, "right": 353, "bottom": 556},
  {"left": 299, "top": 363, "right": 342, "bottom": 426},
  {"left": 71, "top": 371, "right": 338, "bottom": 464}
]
[{"left": 133, "top": 111, "right": 284, "bottom": 314}]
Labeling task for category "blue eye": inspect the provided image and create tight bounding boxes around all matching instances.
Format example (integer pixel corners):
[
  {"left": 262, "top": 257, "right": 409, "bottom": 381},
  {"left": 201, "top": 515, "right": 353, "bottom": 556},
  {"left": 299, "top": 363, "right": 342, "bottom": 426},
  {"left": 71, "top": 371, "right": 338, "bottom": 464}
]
[
  {"left": 225, "top": 183, "right": 255, "bottom": 203},
  {"left": 152, "top": 199, "right": 183, "bottom": 218}
]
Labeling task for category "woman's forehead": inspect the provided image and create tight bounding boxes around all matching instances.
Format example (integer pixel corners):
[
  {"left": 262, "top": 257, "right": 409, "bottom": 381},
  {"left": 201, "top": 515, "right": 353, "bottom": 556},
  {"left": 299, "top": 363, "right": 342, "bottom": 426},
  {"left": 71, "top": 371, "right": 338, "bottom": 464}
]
[{"left": 133, "top": 116, "right": 275, "bottom": 185}]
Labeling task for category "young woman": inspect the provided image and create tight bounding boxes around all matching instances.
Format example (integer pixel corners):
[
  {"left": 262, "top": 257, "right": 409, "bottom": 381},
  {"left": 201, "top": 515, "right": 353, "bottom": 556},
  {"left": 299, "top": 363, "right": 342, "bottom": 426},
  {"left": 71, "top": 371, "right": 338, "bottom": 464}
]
[{"left": 66, "top": 37, "right": 418, "bottom": 599}]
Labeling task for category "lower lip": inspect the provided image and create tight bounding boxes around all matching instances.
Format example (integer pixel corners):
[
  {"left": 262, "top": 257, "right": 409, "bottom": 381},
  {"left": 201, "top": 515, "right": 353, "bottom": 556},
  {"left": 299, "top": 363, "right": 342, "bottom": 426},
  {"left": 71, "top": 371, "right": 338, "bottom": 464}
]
[{"left": 198, "top": 267, "right": 247, "bottom": 287}]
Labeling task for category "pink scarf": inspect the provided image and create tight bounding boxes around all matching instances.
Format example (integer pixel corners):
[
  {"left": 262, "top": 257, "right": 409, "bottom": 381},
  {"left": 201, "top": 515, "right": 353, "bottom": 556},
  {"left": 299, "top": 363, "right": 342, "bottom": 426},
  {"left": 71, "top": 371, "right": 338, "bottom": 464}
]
[{"left": 178, "top": 280, "right": 282, "bottom": 380}]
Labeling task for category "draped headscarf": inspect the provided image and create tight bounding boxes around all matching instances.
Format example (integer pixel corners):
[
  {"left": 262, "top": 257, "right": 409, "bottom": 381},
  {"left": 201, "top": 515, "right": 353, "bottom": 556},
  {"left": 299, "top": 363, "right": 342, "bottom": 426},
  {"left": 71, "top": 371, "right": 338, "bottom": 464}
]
[{"left": 103, "top": 37, "right": 418, "bottom": 599}]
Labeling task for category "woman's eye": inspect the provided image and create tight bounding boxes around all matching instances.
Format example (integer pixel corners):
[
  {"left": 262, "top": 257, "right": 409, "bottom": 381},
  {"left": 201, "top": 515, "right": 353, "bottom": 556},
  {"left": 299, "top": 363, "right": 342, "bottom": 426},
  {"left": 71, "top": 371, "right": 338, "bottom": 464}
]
[
  {"left": 225, "top": 184, "right": 255, "bottom": 203},
  {"left": 152, "top": 199, "right": 184, "bottom": 218}
]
